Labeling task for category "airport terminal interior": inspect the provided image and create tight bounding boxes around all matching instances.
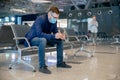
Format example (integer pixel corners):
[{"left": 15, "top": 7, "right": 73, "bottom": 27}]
[{"left": 0, "top": 0, "right": 120, "bottom": 80}]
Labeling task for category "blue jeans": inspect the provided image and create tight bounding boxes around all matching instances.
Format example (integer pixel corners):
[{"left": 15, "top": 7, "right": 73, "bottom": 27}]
[{"left": 30, "top": 37, "right": 63, "bottom": 68}]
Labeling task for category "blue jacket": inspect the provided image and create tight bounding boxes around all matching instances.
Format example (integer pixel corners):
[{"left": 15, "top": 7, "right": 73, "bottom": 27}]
[{"left": 25, "top": 14, "right": 58, "bottom": 41}]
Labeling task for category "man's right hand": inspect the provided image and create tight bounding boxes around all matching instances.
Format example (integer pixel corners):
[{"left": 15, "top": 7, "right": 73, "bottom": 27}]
[{"left": 55, "top": 32, "right": 65, "bottom": 40}]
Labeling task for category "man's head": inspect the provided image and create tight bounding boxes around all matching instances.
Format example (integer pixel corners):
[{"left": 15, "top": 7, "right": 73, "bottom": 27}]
[{"left": 48, "top": 6, "right": 60, "bottom": 24}]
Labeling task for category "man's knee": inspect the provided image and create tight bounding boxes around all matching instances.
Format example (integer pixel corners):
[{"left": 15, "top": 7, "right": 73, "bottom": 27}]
[{"left": 39, "top": 38, "right": 47, "bottom": 45}]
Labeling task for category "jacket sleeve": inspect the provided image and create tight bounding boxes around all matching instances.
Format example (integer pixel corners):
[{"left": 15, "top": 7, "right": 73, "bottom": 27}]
[
  {"left": 34, "top": 17, "right": 56, "bottom": 40},
  {"left": 53, "top": 23, "right": 58, "bottom": 34}
]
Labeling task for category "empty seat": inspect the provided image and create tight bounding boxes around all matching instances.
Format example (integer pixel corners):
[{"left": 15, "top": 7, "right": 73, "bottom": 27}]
[
  {"left": 0, "top": 25, "right": 15, "bottom": 52},
  {"left": 9, "top": 24, "right": 37, "bottom": 72}
]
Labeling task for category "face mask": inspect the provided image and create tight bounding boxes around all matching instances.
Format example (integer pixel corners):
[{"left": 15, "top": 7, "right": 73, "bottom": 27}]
[
  {"left": 48, "top": 12, "right": 57, "bottom": 24},
  {"left": 49, "top": 17, "right": 57, "bottom": 24}
]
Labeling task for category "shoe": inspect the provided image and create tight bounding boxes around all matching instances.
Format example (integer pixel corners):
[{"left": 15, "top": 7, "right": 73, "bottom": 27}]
[
  {"left": 39, "top": 66, "right": 51, "bottom": 74},
  {"left": 57, "top": 62, "right": 72, "bottom": 68}
]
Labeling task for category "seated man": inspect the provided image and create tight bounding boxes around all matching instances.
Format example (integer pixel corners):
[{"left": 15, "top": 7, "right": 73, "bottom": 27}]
[{"left": 25, "top": 6, "right": 71, "bottom": 74}]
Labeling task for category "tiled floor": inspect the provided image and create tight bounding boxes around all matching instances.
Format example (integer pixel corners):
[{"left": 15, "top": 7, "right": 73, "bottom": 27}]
[{"left": 0, "top": 44, "right": 120, "bottom": 80}]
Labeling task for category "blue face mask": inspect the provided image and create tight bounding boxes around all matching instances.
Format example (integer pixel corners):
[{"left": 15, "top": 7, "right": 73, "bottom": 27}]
[
  {"left": 49, "top": 12, "right": 57, "bottom": 24},
  {"left": 49, "top": 17, "right": 57, "bottom": 24}
]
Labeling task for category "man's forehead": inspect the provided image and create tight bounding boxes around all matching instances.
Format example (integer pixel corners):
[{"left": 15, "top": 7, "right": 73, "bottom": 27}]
[{"left": 53, "top": 12, "right": 59, "bottom": 17}]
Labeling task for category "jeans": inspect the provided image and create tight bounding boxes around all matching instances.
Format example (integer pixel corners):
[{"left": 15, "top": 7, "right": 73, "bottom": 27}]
[
  {"left": 30, "top": 37, "right": 63, "bottom": 68},
  {"left": 91, "top": 33, "right": 97, "bottom": 43}
]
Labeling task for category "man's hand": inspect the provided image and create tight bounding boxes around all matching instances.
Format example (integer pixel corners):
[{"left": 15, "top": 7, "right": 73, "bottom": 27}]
[
  {"left": 61, "top": 33, "right": 66, "bottom": 40},
  {"left": 55, "top": 32, "right": 66, "bottom": 40}
]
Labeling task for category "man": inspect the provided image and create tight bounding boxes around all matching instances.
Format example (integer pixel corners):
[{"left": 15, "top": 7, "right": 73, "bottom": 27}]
[{"left": 25, "top": 6, "right": 71, "bottom": 74}]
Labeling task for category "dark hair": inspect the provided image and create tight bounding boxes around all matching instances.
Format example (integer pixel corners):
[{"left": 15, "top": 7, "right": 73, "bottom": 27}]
[{"left": 48, "top": 6, "right": 60, "bottom": 14}]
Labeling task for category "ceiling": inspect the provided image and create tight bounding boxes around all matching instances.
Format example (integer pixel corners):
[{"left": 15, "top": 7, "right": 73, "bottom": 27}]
[{"left": 0, "top": 0, "right": 112, "bottom": 17}]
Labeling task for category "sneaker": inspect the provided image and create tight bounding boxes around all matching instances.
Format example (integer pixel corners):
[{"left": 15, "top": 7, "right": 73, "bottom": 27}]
[
  {"left": 57, "top": 62, "right": 72, "bottom": 68},
  {"left": 39, "top": 66, "right": 51, "bottom": 74}
]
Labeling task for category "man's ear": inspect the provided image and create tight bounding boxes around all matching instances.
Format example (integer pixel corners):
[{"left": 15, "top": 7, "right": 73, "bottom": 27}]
[{"left": 48, "top": 11, "right": 52, "bottom": 19}]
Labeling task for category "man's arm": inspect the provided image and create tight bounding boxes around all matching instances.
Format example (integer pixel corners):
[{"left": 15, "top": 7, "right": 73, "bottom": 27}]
[{"left": 34, "top": 17, "right": 56, "bottom": 40}]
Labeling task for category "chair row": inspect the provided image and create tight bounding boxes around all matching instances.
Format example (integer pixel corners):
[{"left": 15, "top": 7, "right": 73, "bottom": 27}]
[
  {"left": 8, "top": 25, "right": 73, "bottom": 72},
  {"left": 1, "top": 24, "right": 90, "bottom": 72}
]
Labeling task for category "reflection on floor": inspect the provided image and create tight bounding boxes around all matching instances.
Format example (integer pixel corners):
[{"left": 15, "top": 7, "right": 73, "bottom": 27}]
[{"left": 0, "top": 44, "right": 120, "bottom": 80}]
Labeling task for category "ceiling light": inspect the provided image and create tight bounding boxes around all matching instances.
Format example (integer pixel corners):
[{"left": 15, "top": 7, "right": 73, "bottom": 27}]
[
  {"left": 10, "top": 9, "right": 26, "bottom": 13},
  {"left": 31, "top": 0, "right": 51, "bottom": 3},
  {"left": 108, "top": 10, "right": 112, "bottom": 15},
  {"left": 87, "top": 11, "right": 92, "bottom": 16},
  {"left": 78, "top": 12, "right": 82, "bottom": 16},
  {"left": 68, "top": 13, "right": 72, "bottom": 17},
  {"left": 97, "top": 10, "right": 102, "bottom": 15}
]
